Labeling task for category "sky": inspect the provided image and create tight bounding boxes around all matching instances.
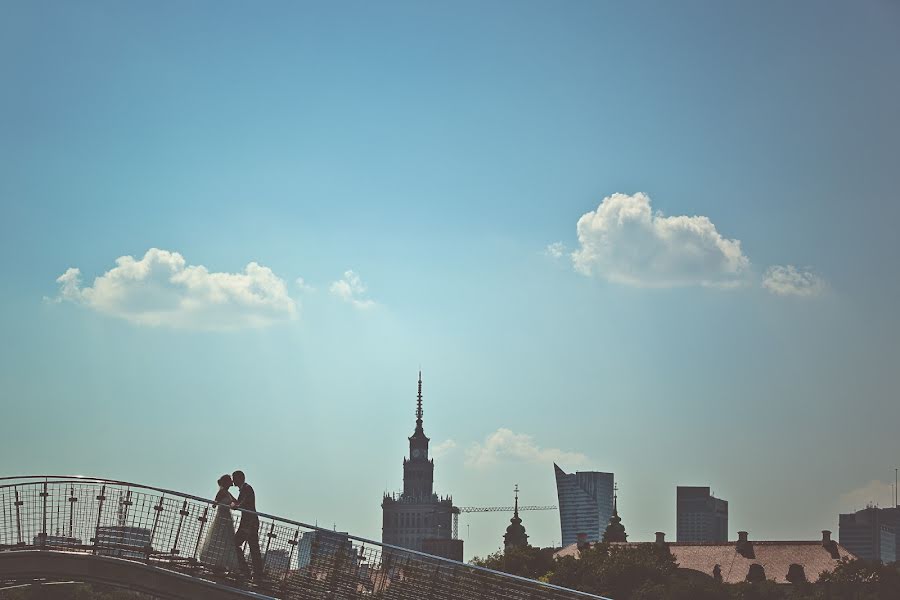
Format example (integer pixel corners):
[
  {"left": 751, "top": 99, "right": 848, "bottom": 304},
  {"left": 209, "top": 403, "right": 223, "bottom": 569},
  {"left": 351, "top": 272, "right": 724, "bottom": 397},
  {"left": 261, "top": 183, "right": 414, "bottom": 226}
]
[{"left": 1, "top": 0, "right": 899, "bottom": 561}]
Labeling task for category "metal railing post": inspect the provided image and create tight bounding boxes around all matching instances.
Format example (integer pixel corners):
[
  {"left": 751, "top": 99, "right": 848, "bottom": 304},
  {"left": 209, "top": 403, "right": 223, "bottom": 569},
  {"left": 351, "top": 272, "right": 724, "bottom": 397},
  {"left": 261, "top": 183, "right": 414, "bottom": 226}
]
[
  {"left": 148, "top": 494, "right": 165, "bottom": 562},
  {"left": 263, "top": 521, "right": 276, "bottom": 568},
  {"left": 192, "top": 505, "right": 209, "bottom": 564},
  {"left": 171, "top": 499, "right": 188, "bottom": 556},
  {"left": 120, "top": 490, "right": 132, "bottom": 525},
  {"left": 68, "top": 486, "right": 77, "bottom": 539},
  {"left": 93, "top": 485, "right": 106, "bottom": 554},
  {"left": 13, "top": 488, "right": 24, "bottom": 546},
  {"left": 282, "top": 528, "right": 299, "bottom": 587},
  {"left": 39, "top": 481, "right": 49, "bottom": 547}
]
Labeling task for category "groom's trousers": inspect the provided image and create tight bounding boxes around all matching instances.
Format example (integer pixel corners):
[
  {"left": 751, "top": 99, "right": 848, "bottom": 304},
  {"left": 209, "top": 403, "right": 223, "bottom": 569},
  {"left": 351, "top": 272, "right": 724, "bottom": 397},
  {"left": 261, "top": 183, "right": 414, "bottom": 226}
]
[{"left": 234, "top": 519, "right": 264, "bottom": 578}]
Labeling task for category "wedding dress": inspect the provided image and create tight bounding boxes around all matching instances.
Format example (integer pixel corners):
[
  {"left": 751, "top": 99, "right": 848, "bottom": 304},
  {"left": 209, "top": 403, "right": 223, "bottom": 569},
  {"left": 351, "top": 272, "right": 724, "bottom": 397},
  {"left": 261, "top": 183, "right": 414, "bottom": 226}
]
[{"left": 198, "top": 487, "right": 241, "bottom": 571}]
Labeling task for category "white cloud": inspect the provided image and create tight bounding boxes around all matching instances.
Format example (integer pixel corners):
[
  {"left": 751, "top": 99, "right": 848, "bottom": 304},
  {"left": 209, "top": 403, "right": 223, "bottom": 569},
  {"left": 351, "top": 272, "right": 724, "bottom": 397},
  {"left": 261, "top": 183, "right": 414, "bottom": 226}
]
[
  {"left": 465, "top": 428, "right": 587, "bottom": 469},
  {"left": 545, "top": 241, "right": 566, "bottom": 259},
  {"left": 839, "top": 480, "right": 895, "bottom": 511},
  {"left": 295, "top": 277, "right": 316, "bottom": 292},
  {"left": 431, "top": 439, "right": 457, "bottom": 459},
  {"left": 762, "top": 264, "right": 826, "bottom": 297},
  {"left": 329, "top": 270, "right": 376, "bottom": 309},
  {"left": 571, "top": 193, "right": 750, "bottom": 288},
  {"left": 53, "top": 248, "right": 297, "bottom": 330}
]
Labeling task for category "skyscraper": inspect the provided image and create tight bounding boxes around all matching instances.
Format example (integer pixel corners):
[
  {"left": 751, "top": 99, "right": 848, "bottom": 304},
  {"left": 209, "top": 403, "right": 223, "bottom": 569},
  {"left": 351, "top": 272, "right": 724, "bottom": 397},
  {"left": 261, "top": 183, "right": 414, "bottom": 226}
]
[
  {"left": 381, "top": 372, "right": 462, "bottom": 561},
  {"left": 839, "top": 507, "right": 897, "bottom": 563},
  {"left": 554, "top": 464, "right": 614, "bottom": 547},
  {"left": 676, "top": 486, "right": 728, "bottom": 542}
]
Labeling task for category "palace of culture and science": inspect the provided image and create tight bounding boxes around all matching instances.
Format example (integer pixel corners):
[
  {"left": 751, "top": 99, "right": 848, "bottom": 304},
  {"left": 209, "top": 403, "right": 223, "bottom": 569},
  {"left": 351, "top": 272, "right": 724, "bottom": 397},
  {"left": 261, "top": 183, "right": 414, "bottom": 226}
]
[{"left": 381, "top": 373, "right": 463, "bottom": 561}]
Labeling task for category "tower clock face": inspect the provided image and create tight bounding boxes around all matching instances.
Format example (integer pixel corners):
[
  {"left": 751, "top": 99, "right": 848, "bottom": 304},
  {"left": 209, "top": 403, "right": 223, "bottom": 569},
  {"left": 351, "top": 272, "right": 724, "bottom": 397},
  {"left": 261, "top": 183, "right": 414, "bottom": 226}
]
[{"left": 412, "top": 449, "right": 421, "bottom": 458}]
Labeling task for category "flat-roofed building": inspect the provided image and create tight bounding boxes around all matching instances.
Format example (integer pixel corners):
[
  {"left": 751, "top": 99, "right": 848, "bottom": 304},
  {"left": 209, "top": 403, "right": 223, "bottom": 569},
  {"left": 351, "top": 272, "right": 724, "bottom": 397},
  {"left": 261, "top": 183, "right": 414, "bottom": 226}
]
[
  {"left": 839, "top": 506, "right": 897, "bottom": 563},
  {"left": 677, "top": 486, "right": 728, "bottom": 543}
]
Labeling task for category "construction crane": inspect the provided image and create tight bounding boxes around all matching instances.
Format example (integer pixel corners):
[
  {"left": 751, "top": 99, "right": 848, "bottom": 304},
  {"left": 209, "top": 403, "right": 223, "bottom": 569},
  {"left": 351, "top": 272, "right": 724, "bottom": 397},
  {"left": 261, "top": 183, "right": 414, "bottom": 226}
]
[{"left": 451, "top": 504, "right": 557, "bottom": 539}]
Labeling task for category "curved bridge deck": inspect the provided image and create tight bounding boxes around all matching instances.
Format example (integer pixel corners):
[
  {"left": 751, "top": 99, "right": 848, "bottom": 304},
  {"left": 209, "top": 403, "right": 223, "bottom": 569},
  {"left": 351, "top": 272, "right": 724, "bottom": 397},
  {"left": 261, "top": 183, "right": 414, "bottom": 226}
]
[{"left": 0, "top": 476, "right": 609, "bottom": 600}]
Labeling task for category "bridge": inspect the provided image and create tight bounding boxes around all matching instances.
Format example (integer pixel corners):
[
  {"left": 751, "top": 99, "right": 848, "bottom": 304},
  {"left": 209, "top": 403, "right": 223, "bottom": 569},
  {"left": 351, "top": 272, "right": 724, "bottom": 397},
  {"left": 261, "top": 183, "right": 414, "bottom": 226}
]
[{"left": 0, "top": 476, "right": 609, "bottom": 600}]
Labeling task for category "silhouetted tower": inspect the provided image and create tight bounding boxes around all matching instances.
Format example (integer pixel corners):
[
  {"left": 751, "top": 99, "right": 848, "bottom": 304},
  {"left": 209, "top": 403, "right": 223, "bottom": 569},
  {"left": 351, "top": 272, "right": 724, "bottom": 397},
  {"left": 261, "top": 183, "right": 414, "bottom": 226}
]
[
  {"left": 503, "top": 484, "right": 529, "bottom": 550},
  {"left": 403, "top": 371, "right": 434, "bottom": 499},
  {"left": 602, "top": 484, "right": 627, "bottom": 543},
  {"left": 382, "top": 372, "right": 462, "bottom": 560}
]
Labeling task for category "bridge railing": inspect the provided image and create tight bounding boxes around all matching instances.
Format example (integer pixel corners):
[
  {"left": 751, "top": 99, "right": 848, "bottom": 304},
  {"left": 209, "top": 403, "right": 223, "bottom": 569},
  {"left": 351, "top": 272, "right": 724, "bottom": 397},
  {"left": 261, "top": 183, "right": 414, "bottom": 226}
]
[{"left": 0, "top": 476, "right": 609, "bottom": 600}]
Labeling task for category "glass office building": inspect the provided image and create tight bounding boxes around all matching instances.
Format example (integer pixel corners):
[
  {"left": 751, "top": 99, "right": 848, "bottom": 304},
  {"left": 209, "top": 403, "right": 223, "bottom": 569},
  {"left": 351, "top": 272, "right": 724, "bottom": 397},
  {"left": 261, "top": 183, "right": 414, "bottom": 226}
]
[{"left": 554, "top": 463, "right": 614, "bottom": 548}]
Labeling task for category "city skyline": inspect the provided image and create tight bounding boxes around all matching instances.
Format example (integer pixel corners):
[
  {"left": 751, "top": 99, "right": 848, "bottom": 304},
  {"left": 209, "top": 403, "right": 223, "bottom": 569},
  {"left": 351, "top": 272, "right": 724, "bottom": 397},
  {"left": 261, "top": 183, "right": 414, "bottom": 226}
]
[{"left": 2, "top": 0, "right": 899, "bottom": 563}]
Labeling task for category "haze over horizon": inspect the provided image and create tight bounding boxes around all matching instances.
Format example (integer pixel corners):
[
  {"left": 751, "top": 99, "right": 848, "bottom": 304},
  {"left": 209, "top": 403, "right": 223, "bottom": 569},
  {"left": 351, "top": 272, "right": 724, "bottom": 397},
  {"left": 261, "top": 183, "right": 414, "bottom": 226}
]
[{"left": 2, "top": 1, "right": 899, "bottom": 561}]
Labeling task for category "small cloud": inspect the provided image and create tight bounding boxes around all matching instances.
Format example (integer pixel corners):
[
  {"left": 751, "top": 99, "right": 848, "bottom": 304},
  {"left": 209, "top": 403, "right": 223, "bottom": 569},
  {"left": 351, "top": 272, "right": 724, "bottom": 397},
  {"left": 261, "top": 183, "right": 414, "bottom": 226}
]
[
  {"left": 295, "top": 277, "right": 315, "bottom": 292},
  {"left": 329, "top": 270, "right": 376, "bottom": 309},
  {"left": 571, "top": 192, "right": 750, "bottom": 288},
  {"left": 762, "top": 265, "right": 826, "bottom": 297},
  {"left": 431, "top": 439, "right": 457, "bottom": 459},
  {"left": 839, "top": 480, "right": 894, "bottom": 511},
  {"left": 465, "top": 428, "right": 587, "bottom": 469},
  {"left": 545, "top": 242, "right": 567, "bottom": 259},
  {"left": 50, "top": 248, "right": 297, "bottom": 330}
]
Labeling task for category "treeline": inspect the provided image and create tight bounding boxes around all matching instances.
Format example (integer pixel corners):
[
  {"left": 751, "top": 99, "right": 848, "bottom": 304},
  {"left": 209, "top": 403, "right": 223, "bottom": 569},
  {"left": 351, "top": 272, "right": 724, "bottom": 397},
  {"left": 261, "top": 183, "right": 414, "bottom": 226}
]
[{"left": 470, "top": 543, "right": 900, "bottom": 600}]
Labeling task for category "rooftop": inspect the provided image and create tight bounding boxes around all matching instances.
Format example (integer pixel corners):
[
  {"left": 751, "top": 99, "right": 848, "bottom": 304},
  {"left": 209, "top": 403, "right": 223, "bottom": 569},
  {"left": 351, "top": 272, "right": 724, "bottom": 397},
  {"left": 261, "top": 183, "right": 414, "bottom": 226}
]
[{"left": 554, "top": 530, "right": 856, "bottom": 585}]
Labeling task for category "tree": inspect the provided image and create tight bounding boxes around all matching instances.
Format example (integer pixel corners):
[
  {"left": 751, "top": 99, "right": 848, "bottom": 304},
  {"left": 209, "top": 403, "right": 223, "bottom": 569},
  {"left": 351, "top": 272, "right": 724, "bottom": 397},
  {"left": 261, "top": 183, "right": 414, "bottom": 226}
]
[
  {"left": 470, "top": 545, "right": 557, "bottom": 580},
  {"left": 548, "top": 543, "right": 677, "bottom": 600},
  {"left": 816, "top": 558, "right": 900, "bottom": 600}
]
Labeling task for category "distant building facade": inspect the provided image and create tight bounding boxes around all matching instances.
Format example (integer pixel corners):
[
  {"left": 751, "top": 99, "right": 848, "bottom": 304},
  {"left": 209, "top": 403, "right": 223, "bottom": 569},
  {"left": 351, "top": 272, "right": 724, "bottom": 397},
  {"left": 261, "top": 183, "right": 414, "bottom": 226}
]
[
  {"left": 297, "top": 530, "right": 354, "bottom": 570},
  {"left": 95, "top": 526, "right": 152, "bottom": 559},
  {"left": 264, "top": 548, "right": 292, "bottom": 575},
  {"left": 554, "top": 464, "right": 614, "bottom": 547},
  {"left": 382, "top": 373, "right": 461, "bottom": 561},
  {"left": 676, "top": 486, "right": 728, "bottom": 542},
  {"left": 32, "top": 534, "right": 81, "bottom": 548},
  {"left": 839, "top": 506, "right": 897, "bottom": 563}
]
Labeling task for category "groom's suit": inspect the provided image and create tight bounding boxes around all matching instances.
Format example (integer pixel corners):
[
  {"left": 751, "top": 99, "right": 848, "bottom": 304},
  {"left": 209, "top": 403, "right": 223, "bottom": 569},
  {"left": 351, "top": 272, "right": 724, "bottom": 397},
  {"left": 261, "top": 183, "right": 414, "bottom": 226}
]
[{"left": 233, "top": 482, "right": 263, "bottom": 578}]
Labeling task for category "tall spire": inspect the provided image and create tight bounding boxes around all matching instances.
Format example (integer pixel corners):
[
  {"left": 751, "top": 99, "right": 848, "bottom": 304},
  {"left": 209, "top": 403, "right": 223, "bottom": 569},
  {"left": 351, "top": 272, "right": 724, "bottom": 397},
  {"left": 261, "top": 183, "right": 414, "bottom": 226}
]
[
  {"left": 514, "top": 484, "right": 520, "bottom": 518},
  {"left": 415, "top": 370, "right": 424, "bottom": 433}
]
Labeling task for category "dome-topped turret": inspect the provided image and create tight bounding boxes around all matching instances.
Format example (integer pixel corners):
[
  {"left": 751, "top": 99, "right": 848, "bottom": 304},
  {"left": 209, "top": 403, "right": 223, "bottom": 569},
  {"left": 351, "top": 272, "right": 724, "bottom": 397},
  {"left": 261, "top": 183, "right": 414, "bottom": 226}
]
[
  {"left": 503, "top": 485, "right": 529, "bottom": 550},
  {"left": 602, "top": 484, "right": 627, "bottom": 543}
]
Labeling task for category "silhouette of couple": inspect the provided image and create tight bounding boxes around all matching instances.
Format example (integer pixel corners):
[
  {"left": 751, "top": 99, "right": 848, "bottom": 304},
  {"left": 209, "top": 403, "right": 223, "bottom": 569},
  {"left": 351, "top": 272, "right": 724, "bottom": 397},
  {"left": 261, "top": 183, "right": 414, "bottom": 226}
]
[{"left": 198, "top": 470, "right": 264, "bottom": 580}]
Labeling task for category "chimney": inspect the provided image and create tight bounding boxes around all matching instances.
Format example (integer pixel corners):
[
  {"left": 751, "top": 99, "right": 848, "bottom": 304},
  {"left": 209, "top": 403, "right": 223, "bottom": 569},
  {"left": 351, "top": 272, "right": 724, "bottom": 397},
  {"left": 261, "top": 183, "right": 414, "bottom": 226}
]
[
  {"left": 736, "top": 531, "right": 754, "bottom": 558},
  {"left": 576, "top": 533, "right": 589, "bottom": 551},
  {"left": 822, "top": 529, "right": 840, "bottom": 558},
  {"left": 655, "top": 532, "right": 666, "bottom": 545}
]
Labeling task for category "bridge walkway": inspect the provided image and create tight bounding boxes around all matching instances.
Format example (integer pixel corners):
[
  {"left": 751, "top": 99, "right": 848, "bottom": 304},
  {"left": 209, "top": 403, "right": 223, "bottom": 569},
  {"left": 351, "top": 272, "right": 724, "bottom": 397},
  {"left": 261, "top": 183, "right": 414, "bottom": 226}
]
[{"left": 0, "top": 476, "right": 610, "bottom": 600}]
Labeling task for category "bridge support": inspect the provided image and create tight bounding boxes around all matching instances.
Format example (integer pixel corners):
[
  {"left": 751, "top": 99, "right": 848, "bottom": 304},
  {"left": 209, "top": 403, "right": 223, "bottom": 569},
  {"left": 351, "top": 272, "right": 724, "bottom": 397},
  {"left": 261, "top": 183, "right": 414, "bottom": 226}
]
[{"left": 0, "top": 551, "right": 272, "bottom": 600}]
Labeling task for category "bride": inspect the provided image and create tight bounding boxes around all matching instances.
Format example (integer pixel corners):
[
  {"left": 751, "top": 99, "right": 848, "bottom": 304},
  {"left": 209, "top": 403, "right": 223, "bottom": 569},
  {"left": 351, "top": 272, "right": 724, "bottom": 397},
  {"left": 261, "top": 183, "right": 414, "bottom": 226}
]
[{"left": 198, "top": 474, "right": 241, "bottom": 572}]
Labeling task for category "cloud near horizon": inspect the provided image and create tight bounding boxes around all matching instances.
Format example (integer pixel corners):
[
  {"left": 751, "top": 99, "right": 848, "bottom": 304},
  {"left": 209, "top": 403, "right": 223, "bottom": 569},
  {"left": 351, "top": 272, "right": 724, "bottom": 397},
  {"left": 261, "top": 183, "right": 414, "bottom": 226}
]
[
  {"left": 545, "top": 241, "right": 566, "bottom": 259},
  {"left": 53, "top": 248, "right": 298, "bottom": 330},
  {"left": 571, "top": 193, "right": 750, "bottom": 288},
  {"left": 839, "top": 480, "right": 895, "bottom": 511},
  {"left": 329, "top": 270, "right": 376, "bottom": 309},
  {"left": 465, "top": 428, "right": 587, "bottom": 469},
  {"left": 431, "top": 439, "right": 457, "bottom": 459},
  {"left": 762, "top": 265, "right": 826, "bottom": 297}
]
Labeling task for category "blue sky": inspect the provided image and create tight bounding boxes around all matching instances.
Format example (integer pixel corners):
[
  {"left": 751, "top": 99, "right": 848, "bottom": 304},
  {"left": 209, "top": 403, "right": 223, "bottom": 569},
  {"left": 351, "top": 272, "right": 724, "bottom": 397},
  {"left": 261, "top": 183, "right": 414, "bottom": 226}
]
[{"left": 1, "top": 1, "right": 899, "bottom": 560}]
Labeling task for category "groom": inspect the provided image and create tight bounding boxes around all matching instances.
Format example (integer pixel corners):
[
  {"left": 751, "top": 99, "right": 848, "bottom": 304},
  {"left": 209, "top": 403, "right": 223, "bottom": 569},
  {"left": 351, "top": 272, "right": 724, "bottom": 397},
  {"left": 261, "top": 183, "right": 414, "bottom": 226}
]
[{"left": 231, "top": 470, "right": 264, "bottom": 580}]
